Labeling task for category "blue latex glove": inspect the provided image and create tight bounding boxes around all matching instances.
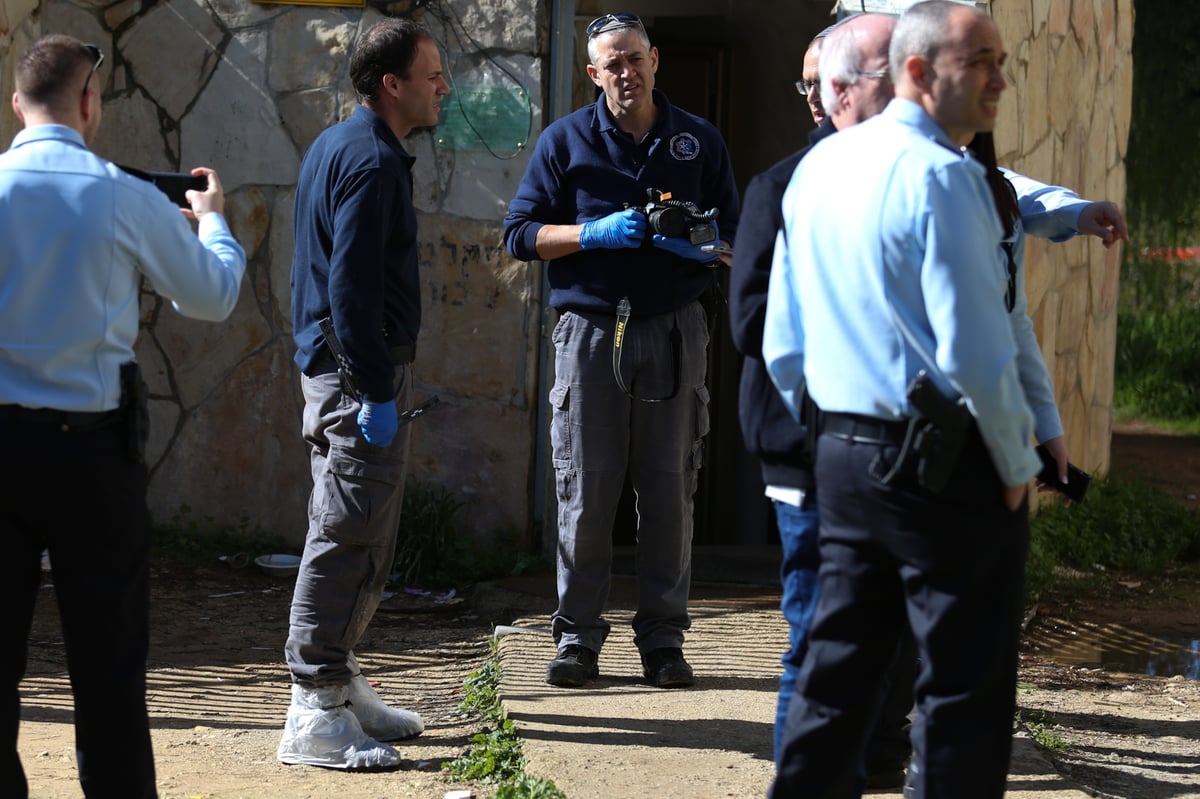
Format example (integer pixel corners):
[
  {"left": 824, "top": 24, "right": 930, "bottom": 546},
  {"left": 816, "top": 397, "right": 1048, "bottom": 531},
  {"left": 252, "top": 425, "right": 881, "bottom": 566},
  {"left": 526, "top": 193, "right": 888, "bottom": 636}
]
[
  {"left": 357, "top": 400, "right": 399, "bottom": 447},
  {"left": 652, "top": 221, "right": 722, "bottom": 262},
  {"left": 580, "top": 209, "right": 647, "bottom": 250}
]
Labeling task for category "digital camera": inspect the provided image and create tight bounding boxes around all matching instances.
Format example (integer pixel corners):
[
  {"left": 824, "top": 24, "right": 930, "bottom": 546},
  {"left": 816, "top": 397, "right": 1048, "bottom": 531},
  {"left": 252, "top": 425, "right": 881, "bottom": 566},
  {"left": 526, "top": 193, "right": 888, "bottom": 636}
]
[{"left": 629, "top": 188, "right": 719, "bottom": 245}]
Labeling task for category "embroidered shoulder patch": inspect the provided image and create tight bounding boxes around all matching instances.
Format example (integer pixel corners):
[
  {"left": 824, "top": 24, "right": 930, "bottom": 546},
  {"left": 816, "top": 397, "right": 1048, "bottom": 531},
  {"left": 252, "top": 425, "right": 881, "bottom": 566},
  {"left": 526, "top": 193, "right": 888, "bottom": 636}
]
[{"left": 669, "top": 132, "right": 701, "bottom": 161}]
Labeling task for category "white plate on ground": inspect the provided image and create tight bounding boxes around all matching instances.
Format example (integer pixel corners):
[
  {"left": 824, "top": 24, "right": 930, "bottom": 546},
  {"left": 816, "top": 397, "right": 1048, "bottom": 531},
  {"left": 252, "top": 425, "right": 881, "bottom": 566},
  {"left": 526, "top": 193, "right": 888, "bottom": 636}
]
[{"left": 255, "top": 554, "right": 301, "bottom": 577}]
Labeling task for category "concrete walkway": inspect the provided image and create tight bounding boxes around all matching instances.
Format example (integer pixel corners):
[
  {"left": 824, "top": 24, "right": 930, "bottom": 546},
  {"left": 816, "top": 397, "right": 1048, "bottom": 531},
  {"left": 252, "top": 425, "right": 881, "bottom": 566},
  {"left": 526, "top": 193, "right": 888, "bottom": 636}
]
[{"left": 487, "top": 569, "right": 1094, "bottom": 799}]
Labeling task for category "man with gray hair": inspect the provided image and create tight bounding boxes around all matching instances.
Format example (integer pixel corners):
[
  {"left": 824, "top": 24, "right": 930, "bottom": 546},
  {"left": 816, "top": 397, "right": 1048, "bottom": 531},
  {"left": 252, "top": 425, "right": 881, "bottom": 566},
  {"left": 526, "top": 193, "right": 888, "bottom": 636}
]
[
  {"left": 764, "top": 3, "right": 1035, "bottom": 795},
  {"left": 504, "top": 12, "right": 739, "bottom": 690}
]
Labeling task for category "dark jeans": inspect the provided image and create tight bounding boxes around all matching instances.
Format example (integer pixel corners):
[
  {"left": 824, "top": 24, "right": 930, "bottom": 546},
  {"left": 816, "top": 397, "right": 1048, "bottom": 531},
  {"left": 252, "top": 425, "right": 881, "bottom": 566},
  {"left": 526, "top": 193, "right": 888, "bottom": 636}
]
[
  {"left": 0, "top": 419, "right": 156, "bottom": 799},
  {"left": 772, "top": 496, "right": 821, "bottom": 764},
  {"left": 772, "top": 429, "right": 1029, "bottom": 799}
]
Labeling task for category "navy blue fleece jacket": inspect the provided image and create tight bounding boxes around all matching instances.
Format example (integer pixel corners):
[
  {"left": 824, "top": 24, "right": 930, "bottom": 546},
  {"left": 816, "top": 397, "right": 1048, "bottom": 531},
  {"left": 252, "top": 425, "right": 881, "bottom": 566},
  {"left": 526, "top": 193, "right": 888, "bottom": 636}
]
[
  {"left": 291, "top": 105, "right": 420, "bottom": 402},
  {"left": 503, "top": 90, "right": 739, "bottom": 316}
]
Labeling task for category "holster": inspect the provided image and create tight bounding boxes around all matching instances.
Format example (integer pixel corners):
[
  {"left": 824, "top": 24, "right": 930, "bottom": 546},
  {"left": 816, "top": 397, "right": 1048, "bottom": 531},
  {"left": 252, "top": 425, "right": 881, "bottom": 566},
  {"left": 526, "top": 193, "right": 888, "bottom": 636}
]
[
  {"left": 905, "top": 371, "right": 971, "bottom": 493},
  {"left": 119, "top": 360, "right": 150, "bottom": 464}
]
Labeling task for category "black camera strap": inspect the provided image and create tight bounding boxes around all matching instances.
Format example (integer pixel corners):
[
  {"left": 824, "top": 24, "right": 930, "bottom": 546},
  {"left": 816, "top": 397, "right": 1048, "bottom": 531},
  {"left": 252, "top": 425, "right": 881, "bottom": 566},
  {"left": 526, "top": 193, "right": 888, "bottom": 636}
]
[{"left": 612, "top": 297, "right": 681, "bottom": 402}]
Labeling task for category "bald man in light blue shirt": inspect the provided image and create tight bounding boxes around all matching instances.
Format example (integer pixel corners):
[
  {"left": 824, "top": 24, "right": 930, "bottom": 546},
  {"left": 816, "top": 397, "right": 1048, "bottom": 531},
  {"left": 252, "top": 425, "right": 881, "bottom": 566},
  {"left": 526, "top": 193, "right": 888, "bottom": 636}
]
[{"left": 764, "top": 4, "right": 1046, "bottom": 797}]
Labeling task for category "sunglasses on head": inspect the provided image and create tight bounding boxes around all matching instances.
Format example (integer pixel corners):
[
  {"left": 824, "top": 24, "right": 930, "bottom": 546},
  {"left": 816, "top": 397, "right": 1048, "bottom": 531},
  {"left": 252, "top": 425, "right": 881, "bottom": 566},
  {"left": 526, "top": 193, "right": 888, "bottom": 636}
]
[
  {"left": 586, "top": 12, "right": 644, "bottom": 38},
  {"left": 82, "top": 43, "right": 104, "bottom": 97}
]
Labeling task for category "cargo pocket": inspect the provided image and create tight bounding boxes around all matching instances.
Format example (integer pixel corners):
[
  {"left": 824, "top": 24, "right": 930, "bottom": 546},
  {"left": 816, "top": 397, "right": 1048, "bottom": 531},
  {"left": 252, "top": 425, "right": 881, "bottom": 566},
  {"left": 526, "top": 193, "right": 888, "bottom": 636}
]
[
  {"left": 318, "top": 448, "right": 405, "bottom": 547},
  {"left": 549, "top": 382, "right": 573, "bottom": 470},
  {"left": 688, "top": 385, "right": 711, "bottom": 472}
]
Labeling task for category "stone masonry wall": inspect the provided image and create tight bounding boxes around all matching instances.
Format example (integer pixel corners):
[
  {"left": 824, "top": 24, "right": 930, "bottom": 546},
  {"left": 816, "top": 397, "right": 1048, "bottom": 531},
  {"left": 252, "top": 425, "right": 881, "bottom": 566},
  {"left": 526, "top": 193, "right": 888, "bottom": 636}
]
[
  {"left": 0, "top": 0, "right": 1134, "bottom": 540},
  {"left": 1, "top": 0, "right": 544, "bottom": 545},
  {"left": 993, "top": 0, "right": 1133, "bottom": 479}
]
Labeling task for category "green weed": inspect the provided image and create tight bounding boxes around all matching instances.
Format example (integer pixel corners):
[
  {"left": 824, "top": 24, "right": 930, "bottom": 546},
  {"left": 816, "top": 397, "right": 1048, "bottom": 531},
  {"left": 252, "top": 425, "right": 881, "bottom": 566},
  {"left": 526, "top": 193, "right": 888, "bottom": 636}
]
[
  {"left": 394, "top": 478, "right": 548, "bottom": 589},
  {"left": 1018, "top": 710, "right": 1070, "bottom": 754},
  {"left": 445, "top": 717, "right": 526, "bottom": 782},
  {"left": 494, "top": 773, "right": 567, "bottom": 799},
  {"left": 443, "top": 639, "right": 566, "bottom": 798}
]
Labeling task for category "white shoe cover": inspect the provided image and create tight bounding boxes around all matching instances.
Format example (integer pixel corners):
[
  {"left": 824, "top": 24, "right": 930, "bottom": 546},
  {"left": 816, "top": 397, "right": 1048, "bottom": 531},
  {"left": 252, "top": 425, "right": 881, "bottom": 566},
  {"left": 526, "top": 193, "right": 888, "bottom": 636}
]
[
  {"left": 347, "top": 653, "right": 425, "bottom": 741},
  {"left": 277, "top": 683, "right": 401, "bottom": 769}
]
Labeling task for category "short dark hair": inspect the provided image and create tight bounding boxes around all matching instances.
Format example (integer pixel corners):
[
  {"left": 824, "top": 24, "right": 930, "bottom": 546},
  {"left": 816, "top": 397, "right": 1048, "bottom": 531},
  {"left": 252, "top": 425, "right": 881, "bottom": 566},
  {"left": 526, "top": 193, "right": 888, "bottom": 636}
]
[
  {"left": 889, "top": 0, "right": 958, "bottom": 77},
  {"left": 15, "top": 34, "right": 93, "bottom": 110},
  {"left": 350, "top": 18, "right": 431, "bottom": 103}
]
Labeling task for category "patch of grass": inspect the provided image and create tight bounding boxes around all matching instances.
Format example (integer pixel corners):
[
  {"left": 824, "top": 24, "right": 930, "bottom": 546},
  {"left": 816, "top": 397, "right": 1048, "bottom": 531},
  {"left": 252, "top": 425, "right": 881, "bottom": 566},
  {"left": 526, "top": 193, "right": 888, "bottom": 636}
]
[
  {"left": 394, "top": 478, "right": 548, "bottom": 589},
  {"left": 444, "top": 638, "right": 565, "bottom": 798},
  {"left": 1114, "top": 305, "right": 1200, "bottom": 426},
  {"left": 1026, "top": 475, "right": 1200, "bottom": 600}
]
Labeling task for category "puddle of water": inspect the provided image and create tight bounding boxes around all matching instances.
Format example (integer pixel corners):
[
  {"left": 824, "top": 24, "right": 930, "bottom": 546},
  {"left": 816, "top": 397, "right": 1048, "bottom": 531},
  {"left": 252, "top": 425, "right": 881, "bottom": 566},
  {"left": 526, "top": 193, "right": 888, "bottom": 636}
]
[{"left": 1024, "top": 619, "right": 1200, "bottom": 679}]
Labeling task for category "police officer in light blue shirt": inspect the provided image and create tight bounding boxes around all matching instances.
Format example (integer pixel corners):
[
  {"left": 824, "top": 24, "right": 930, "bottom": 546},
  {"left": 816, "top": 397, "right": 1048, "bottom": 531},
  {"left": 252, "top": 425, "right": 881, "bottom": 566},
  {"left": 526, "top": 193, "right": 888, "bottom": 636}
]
[
  {"left": 763, "top": 3, "right": 1044, "bottom": 796},
  {"left": 0, "top": 34, "right": 245, "bottom": 799}
]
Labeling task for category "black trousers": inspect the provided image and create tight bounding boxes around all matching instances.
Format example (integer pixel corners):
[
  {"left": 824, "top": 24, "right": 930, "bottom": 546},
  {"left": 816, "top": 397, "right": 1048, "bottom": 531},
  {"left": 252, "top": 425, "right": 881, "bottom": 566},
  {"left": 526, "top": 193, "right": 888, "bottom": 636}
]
[
  {"left": 772, "top": 427, "right": 1029, "bottom": 799},
  {"left": 0, "top": 419, "right": 156, "bottom": 799}
]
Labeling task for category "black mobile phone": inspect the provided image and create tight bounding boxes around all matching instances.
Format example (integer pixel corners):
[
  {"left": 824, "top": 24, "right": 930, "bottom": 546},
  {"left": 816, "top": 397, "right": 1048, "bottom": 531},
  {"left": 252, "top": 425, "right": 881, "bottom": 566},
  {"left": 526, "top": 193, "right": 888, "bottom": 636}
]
[
  {"left": 1034, "top": 444, "right": 1091, "bottom": 504},
  {"left": 117, "top": 164, "right": 207, "bottom": 207}
]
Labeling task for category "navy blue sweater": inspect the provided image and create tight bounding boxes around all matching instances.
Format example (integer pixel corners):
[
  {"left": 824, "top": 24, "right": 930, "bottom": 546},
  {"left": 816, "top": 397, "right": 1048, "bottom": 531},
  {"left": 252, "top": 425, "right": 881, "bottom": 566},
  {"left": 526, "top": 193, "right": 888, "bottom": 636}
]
[
  {"left": 291, "top": 105, "right": 420, "bottom": 402},
  {"left": 728, "top": 118, "right": 836, "bottom": 490},
  {"left": 504, "top": 90, "right": 739, "bottom": 316}
]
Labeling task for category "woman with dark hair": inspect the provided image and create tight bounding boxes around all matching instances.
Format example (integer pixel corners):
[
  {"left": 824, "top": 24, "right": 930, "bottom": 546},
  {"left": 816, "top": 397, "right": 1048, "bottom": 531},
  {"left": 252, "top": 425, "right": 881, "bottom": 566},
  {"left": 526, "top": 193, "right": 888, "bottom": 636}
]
[{"left": 966, "top": 131, "right": 1124, "bottom": 495}]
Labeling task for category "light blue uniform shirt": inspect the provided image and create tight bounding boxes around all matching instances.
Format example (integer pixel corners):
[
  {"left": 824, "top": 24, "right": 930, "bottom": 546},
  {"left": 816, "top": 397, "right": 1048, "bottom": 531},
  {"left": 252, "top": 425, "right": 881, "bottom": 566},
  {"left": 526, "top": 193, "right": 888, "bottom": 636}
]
[
  {"left": 763, "top": 99, "right": 1041, "bottom": 486},
  {"left": 0, "top": 124, "right": 245, "bottom": 412}
]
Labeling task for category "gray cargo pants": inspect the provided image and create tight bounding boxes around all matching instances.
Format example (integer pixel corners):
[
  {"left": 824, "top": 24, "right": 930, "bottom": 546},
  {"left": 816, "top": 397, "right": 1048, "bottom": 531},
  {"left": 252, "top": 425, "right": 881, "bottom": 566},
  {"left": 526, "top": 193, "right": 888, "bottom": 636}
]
[
  {"left": 549, "top": 300, "right": 710, "bottom": 655},
  {"left": 285, "top": 363, "right": 412, "bottom": 686}
]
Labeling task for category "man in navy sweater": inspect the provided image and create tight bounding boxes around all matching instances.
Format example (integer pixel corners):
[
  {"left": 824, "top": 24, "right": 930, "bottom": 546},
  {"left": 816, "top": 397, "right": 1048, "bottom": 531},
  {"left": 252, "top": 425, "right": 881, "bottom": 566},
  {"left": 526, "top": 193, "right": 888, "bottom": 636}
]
[
  {"left": 280, "top": 18, "right": 449, "bottom": 770},
  {"left": 504, "top": 12, "right": 738, "bottom": 689}
]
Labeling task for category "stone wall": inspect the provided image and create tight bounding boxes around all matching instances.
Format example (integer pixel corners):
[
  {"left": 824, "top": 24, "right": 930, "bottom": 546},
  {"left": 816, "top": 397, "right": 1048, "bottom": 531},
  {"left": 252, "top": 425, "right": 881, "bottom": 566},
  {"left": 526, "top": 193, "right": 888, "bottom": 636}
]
[
  {"left": 3, "top": 0, "right": 544, "bottom": 545},
  {"left": 993, "top": 0, "right": 1133, "bottom": 479},
  {"left": 1, "top": 0, "right": 1135, "bottom": 541}
]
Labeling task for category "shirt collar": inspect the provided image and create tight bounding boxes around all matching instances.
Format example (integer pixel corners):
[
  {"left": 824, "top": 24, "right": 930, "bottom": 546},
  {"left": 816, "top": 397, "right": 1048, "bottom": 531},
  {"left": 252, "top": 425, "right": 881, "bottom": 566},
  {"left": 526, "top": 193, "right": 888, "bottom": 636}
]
[
  {"left": 352, "top": 104, "right": 415, "bottom": 165},
  {"left": 593, "top": 88, "right": 672, "bottom": 138},
  {"left": 885, "top": 98, "right": 965, "bottom": 156},
  {"left": 11, "top": 124, "right": 88, "bottom": 151}
]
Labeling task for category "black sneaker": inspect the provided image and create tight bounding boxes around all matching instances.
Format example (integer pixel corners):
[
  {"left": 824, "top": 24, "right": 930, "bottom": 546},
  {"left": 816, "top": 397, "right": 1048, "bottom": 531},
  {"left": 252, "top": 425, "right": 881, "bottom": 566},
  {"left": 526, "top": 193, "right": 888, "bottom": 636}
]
[
  {"left": 545, "top": 645, "right": 599, "bottom": 687},
  {"left": 641, "top": 647, "right": 694, "bottom": 688}
]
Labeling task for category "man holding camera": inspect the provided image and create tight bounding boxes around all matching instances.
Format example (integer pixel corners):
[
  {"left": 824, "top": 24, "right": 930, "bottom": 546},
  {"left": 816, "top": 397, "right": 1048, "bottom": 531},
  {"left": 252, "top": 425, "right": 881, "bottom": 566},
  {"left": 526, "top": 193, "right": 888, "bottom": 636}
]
[
  {"left": 1, "top": 34, "right": 245, "bottom": 799},
  {"left": 503, "top": 12, "right": 738, "bottom": 688}
]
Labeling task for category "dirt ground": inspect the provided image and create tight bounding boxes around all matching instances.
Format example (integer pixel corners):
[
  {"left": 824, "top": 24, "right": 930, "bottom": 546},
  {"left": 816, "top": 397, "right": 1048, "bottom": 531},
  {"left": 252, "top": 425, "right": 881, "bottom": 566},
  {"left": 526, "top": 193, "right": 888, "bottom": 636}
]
[{"left": 16, "top": 424, "right": 1200, "bottom": 799}]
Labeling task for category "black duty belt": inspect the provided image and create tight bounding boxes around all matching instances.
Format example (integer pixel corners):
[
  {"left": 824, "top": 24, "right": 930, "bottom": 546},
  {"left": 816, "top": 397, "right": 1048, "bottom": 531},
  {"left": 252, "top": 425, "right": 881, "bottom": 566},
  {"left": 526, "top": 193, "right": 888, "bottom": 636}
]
[
  {"left": 0, "top": 404, "right": 122, "bottom": 431},
  {"left": 821, "top": 412, "right": 912, "bottom": 446}
]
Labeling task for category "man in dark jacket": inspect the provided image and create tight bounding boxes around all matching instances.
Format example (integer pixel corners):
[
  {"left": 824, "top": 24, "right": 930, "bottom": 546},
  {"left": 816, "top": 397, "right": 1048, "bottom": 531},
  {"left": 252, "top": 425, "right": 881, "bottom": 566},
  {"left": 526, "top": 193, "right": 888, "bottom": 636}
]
[
  {"left": 280, "top": 18, "right": 449, "bottom": 770},
  {"left": 504, "top": 12, "right": 738, "bottom": 690},
  {"left": 728, "top": 13, "right": 915, "bottom": 786}
]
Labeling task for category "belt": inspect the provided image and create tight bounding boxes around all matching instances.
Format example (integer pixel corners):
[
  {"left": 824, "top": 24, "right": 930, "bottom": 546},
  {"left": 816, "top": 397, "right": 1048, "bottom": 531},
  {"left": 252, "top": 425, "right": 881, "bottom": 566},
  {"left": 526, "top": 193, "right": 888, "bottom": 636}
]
[
  {"left": 821, "top": 412, "right": 912, "bottom": 446},
  {"left": 311, "top": 344, "right": 416, "bottom": 373},
  {"left": 0, "top": 404, "right": 122, "bottom": 431}
]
